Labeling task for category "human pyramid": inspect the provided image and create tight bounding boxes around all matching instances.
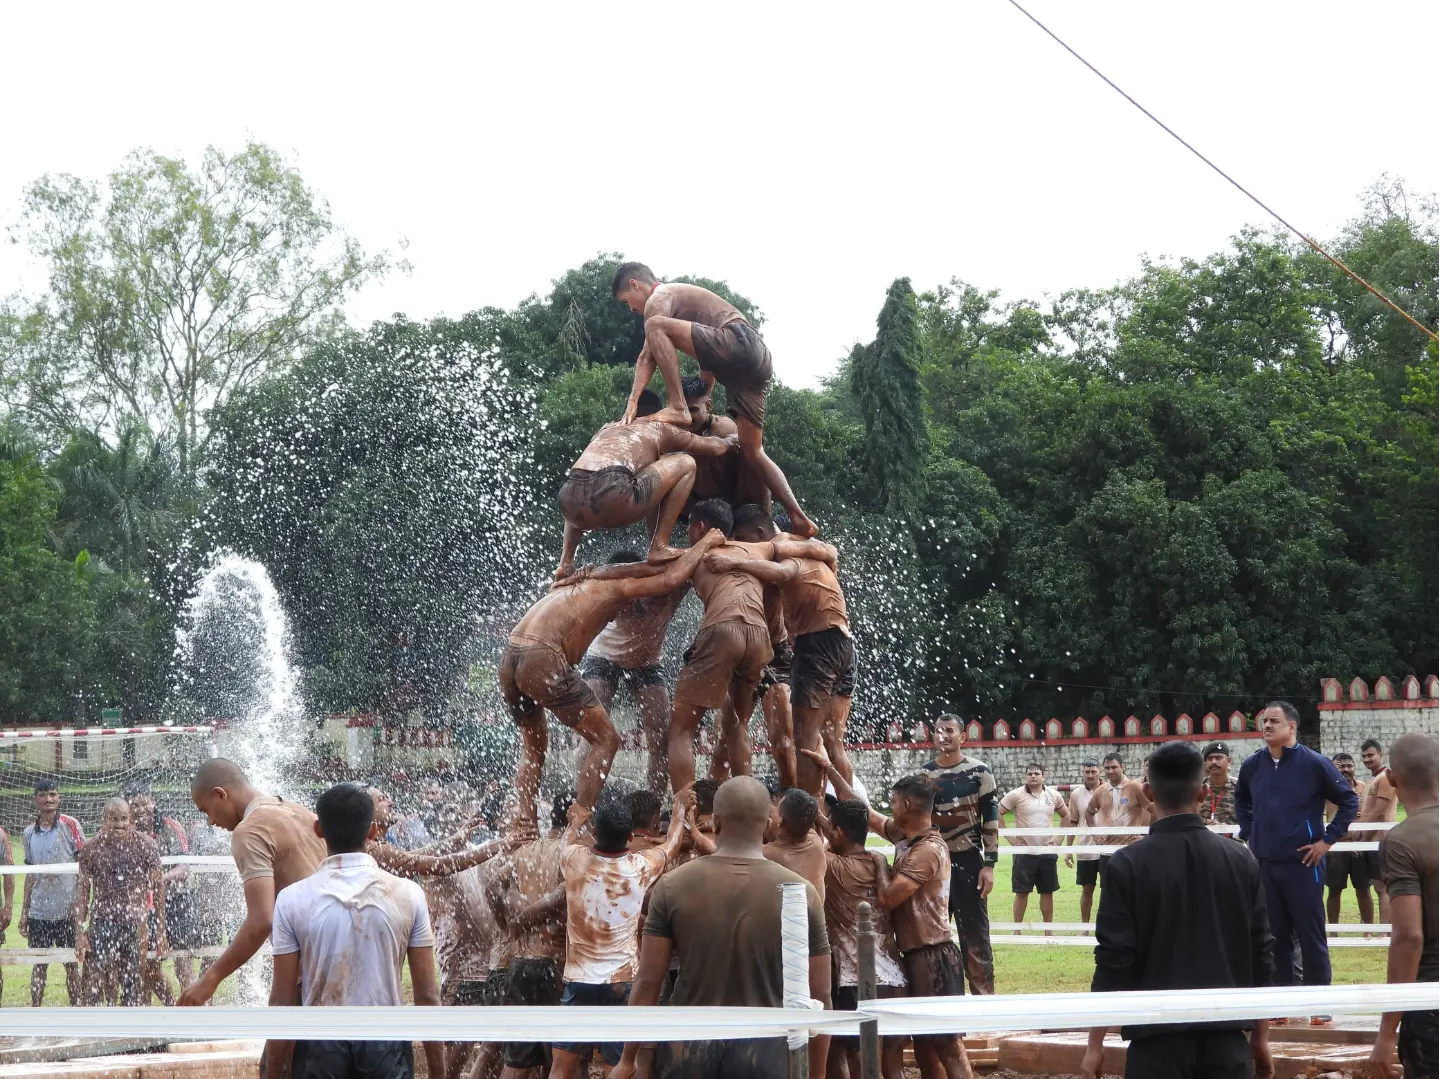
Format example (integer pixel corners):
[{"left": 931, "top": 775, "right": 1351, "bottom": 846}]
[{"left": 500, "top": 262, "right": 859, "bottom": 829}]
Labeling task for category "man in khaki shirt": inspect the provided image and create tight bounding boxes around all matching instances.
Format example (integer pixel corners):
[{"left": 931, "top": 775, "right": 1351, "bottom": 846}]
[{"left": 178, "top": 758, "right": 326, "bottom": 1006}]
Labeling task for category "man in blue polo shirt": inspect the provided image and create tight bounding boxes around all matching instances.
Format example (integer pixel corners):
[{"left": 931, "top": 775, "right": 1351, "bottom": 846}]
[
  {"left": 1235, "top": 700, "right": 1357, "bottom": 1003},
  {"left": 20, "top": 780, "right": 85, "bottom": 1006}
]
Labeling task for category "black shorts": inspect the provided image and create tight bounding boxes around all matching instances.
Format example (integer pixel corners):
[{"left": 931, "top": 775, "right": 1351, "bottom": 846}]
[
  {"left": 482, "top": 968, "right": 509, "bottom": 1007},
  {"left": 831, "top": 984, "right": 904, "bottom": 1052},
  {"left": 901, "top": 941, "right": 968, "bottom": 1043},
  {"left": 444, "top": 978, "right": 489, "bottom": 1007},
  {"left": 26, "top": 917, "right": 75, "bottom": 950},
  {"left": 162, "top": 893, "right": 203, "bottom": 950},
  {"left": 502, "top": 957, "right": 562, "bottom": 1068},
  {"left": 1076, "top": 859, "right": 1101, "bottom": 887},
  {"left": 1399, "top": 1008, "right": 1438, "bottom": 1079},
  {"left": 655, "top": 1037, "right": 788, "bottom": 1079},
  {"left": 1012, "top": 853, "right": 1060, "bottom": 894},
  {"left": 790, "top": 627, "right": 857, "bottom": 709},
  {"left": 559, "top": 465, "right": 658, "bottom": 524},
  {"left": 292, "top": 1040, "right": 413, "bottom": 1079},
  {"left": 689, "top": 321, "right": 772, "bottom": 429},
  {"left": 554, "top": 981, "right": 630, "bottom": 1064},
  {"left": 1365, "top": 849, "right": 1384, "bottom": 883},
  {"left": 1325, "top": 850, "right": 1371, "bottom": 892},
  {"left": 581, "top": 654, "right": 666, "bottom": 699}
]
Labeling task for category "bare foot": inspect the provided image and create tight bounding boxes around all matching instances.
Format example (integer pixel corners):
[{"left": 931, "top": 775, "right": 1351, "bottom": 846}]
[
  {"left": 647, "top": 545, "right": 684, "bottom": 564},
  {"left": 789, "top": 509, "right": 819, "bottom": 539},
  {"left": 648, "top": 406, "right": 693, "bottom": 427}
]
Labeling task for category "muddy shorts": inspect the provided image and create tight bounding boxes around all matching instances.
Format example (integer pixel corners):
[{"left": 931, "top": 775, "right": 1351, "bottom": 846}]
[
  {"left": 689, "top": 321, "right": 772, "bottom": 430},
  {"left": 292, "top": 1040, "right": 413, "bottom": 1079},
  {"left": 558, "top": 465, "right": 657, "bottom": 523},
  {"left": 443, "top": 978, "right": 489, "bottom": 1006},
  {"left": 25, "top": 917, "right": 75, "bottom": 950},
  {"left": 554, "top": 980, "right": 631, "bottom": 1064},
  {"left": 902, "top": 940, "right": 968, "bottom": 1042},
  {"left": 674, "top": 622, "right": 773, "bottom": 709},
  {"left": 654, "top": 1037, "right": 788, "bottom": 1079},
  {"left": 500, "top": 642, "right": 599, "bottom": 723},
  {"left": 482, "top": 968, "right": 510, "bottom": 1006},
  {"left": 502, "top": 957, "right": 563, "bottom": 1068},
  {"left": 581, "top": 654, "right": 666, "bottom": 699},
  {"left": 832, "top": 983, "right": 905, "bottom": 1052},
  {"left": 790, "top": 627, "right": 856, "bottom": 709},
  {"left": 758, "top": 639, "right": 793, "bottom": 694}
]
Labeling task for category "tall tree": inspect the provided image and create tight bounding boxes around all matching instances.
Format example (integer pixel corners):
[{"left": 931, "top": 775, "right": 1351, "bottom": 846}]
[
  {"left": 851, "top": 277, "right": 926, "bottom": 513},
  {"left": 2, "top": 142, "right": 392, "bottom": 473}
]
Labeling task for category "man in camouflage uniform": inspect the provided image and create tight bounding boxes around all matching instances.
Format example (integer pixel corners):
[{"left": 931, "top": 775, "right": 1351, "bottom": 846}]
[{"left": 1200, "top": 742, "right": 1238, "bottom": 827}]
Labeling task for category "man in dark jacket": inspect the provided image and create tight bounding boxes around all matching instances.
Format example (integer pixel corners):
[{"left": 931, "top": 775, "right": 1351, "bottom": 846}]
[
  {"left": 1081, "top": 741, "right": 1275, "bottom": 1079},
  {"left": 1235, "top": 701, "right": 1358, "bottom": 995}
]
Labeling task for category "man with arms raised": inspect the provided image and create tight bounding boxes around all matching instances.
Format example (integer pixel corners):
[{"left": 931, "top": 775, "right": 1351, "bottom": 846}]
[
  {"left": 554, "top": 388, "right": 730, "bottom": 579},
  {"left": 611, "top": 776, "right": 831, "bottom": 1079},
  {"left": 501, "top": 530, "right": 724, "bottom": 828},
  {"left": 179, "top": 758, "right": 327, "bottom": 1006},
  {"left": 1359, "top": 738, "right": 1399, "bottom": 925},
  {"left": 267, "top": 784, "right": 444, "bottom": 1079},
  {"left": 1235, "top": 701, "right": 1357, "bottom": 1002},
  {"left": 1365, "top": 732, "right": 1437, "bottom": 1079},
  {"left": 612, "top": 262, "right": 817, "bottom": 538},
  {"left": 1080, "top": 742, "right": 1274, "bottom": 1079},
  {"left": 999, "top": 762, "right": 1067, "bottom": 930},
  {"left": 1064, "top": 759, "right": 1103, "bottom": 922},
  {"left": 581, "top": 550, "right": 690, "bottom": 794},
  {"left": 921, "top": 713, "right": 998, "bottom": 995}
]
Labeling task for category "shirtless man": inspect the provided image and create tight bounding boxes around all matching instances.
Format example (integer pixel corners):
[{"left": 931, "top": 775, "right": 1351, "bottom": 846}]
[
  {"left": 723, "top": 504, "right": 852, "bottom": 800},
  {"left": 1359, "top": 738, "right": 1398, "bottom": 923},
  {"left": 763, "top": 788, "right": 828, "bottom": 903},
  {"left": 1084, "top": 752, "right": 1150, "bottom": 886},
  {"left": 581, "top": 550, "right": 690, "bottom": 793},
  {"left": 612, "top": 263, "right": 817, "bottom": 538},
  {"left": 555, "top": 388, "right": 729, "bottom": 578},
  {"left": 667, "top": 500, "right": 832, "bottom": 792},
  {"left": 680, "top": 375, "right": 769, "bottom": 511},
  {"left": 500, "top": 530, "right": 724, "bottom": 827}
]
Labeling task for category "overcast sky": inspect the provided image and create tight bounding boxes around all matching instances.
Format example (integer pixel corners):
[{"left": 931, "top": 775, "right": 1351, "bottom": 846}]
[{"left": 2, "top": 1, "right": 1435, "bottom": 388}]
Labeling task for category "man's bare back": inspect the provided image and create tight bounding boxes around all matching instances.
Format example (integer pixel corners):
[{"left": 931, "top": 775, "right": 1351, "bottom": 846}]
[
  {"left": 772, "top": 547, "right": 848, "bottom": 638},
  {"left": 645, "top": 283, "right": 748, "bottom": 332},
  {"left": 573, "top": 418, "right": 719, "bottom": 474}
]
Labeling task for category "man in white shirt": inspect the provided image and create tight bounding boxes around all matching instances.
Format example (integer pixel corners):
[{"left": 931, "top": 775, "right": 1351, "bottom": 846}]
[
  {"left": 1065, "top": 760, "right": 1103, "bottom": 922},
  {"left": 998, "top": 763, "right": 1068, "bottom": 929},
  {"left": 267, "top": 784, "right": 445, "bottom": 1079}
]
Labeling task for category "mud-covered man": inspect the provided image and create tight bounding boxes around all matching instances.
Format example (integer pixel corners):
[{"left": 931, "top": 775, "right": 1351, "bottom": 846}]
[{"left": 74, "top": 797, "right": 165, "bottom": 1006}]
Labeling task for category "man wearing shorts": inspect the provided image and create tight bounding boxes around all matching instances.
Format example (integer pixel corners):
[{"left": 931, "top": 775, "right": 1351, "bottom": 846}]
[
  {"left": 1086, "top": 752, "right": 1151, "bottom": 894},
  {"left": 74, "top": 798, "right": 165, "bottom": 1007},
  {"left": 999, "top": 763, "right": 1068, "bottom": 929},
  {"left": 1065, "top": 759, "right": 1104, "bottom": 922},
  {"left": 613, "top": 262, "right": 817, "bottom": 538},
  {"left": 21, "top": 780, "right": 83, "bottom": 1006},
  {"left": 581, "top": 551, "right": 690, "bottom": 793},
  {"left": 554, "top": 388, "right": 729, "bottom": 579},
  {"left": 1326, "top": 752, "right": 1376, "bottom": 926},
  {"left": 1359, "top": 738, "right": 1398, "bottom": 924},
  {"left": 125, "top": 783, "right": 192, "bottom": 1002},
  {"left": 726, "top": 504, "right": 853, "bottom": 800},
  {"left": 501, "top": 529, "right": 724, "bottom": 828},
  {"left": 668, "top": 500, "right": 831, "bottom": 792}
]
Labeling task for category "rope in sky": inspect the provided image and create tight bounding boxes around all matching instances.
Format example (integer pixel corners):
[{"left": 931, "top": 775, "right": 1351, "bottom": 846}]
[{"left": 1003, "top": 0, "right": 1439, "bottom": 343}]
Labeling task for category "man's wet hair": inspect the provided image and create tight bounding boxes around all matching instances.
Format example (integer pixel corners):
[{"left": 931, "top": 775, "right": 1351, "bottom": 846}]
[
  {"left": 830, "top": 799, "right": 870, "bottom": 847},
  {"left": 682, "top": 375, "right": 709, "bottom": 400},
  {"left": 778, "top": 788, "right": 818, "bottom": 838},
  {"left": 593, "top": 801, "right": 634, "bottom": 854},
  {"left": 1103, "top": 751, "right": 1123, "bottom": 765},
  {"left": 733, "top": 503, "right": 777, "bottom": 538},
  {"left": 612, "top": 261, "right": 657, "bottom": 295},
  {"left": 1361, "top": 739, "right": 1383, "bottom": 755},
  {"left": 1332, "top": 752, "right": 1354, "bottom": 763},
  {"left": 891, "top": 773, "right": 937, "bottom": 811},
  {"left": 1263, "top": 700, "right": 1300, "bottom": 725},
  {"left": 551, "top": 790, "right": 576, "bottom": 831},
  {"left": 315, "top": 783, "right": 374, "bottom": 854},
  {"left": 690, "top": 498, "right": 734, "bottom": 537},
  {"left": 607, "top": 550, "right": 644, "bottom": 564},
  {"left": 626, "top": 790, "right": 663, "bottom": 832},
  {"left": 34, "top": 778, "right": 57, "bottom": 794},
  {"left": 692, "top": 779, "right": 719, "bottom": 815},
  {"left": 1146, "top": 742, "right": 1204, "bottom": 811},
  {"left": 934, "top": 713, "right": 963, "bottom": 728},
  {"left": 636, "top": 389, "right": 662, "bottom": 417}
]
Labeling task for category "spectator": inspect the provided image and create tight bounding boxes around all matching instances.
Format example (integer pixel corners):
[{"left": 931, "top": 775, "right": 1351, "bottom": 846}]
[
  {"left": 1200, "top": 742, "right": 1238, "bottom": 827},
  {"left": 179, "top": 758, "right": 327, "bottom": 1006},
  {"left": 267, "top": 784, "right": 444, "bottom": 1079},
  {"left": 920, "top": 712, "right": 998, "bottom": 995},
  {"left": 764, "top": 788, "right": 828, "bottom": 902},
  {"left": 74, "top": 797, "right": 165, "bottom": 1007},
  {"left": 20, "top": 779, "right": 84, "bottom": 1006},
  {"left": 1235, "top": 701, "right": 1357, "bottom": 1008},
  {"left": 1065, "top": 759, "right": 1103, "bottom": 922},
  {"left": 1325, "top": 753, "right": 1375, "bottom": 927},
  {"left": 124, "top": 782, "right": 193, "bottom": 1002},
  {"left": 1359, "top": 739, "right": 1399, "bottom": 925},
  {"left": 1080, "top": 741, "right": 1274, "bottom": 1079},
  {"left": 998, "top": 763, "right": 1068, "bottom": 929},
  {"left": 1366, "top": 732, "right": 1437, "bottom": 1079},
  {"left": 613, "top": 775, "right": 831, "bottom": 1079}
]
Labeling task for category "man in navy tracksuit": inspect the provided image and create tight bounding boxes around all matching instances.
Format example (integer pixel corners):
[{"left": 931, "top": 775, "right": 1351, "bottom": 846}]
[{"left": 1235, "top": 700, "right": 1358, "bottom": 993}]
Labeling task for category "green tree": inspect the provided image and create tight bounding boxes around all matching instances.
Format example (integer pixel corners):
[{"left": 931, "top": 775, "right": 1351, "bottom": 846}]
[
  {"left": 3, "top": 142, "right": 393, "bottom": 473},
  {"left": 850, "top": 277, "right": 926, "bottom": 513}
]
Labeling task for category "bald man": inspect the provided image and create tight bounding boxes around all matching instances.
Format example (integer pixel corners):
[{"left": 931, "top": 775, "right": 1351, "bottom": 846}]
[
  {"left": 178, "top": 759, "right": 326, "bottom": 1006},
  {"left": 612, "top": 776, "right": 831, "bottom": 1079}
]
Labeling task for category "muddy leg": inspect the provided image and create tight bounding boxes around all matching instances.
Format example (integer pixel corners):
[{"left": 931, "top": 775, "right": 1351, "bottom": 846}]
[
  {"left": 668, "top": 702, "right": 707, "bottom": 794},
  {"left": 564, "top": 702, "right": 622, "bottom": 813},
  {"left": 637, "top": 683, "right": 671, "bottom": 794},
  {"left": 641, "top": 455, "right": 697, "bottom": 563},
  {"left": 514, "top": 711, "right": 549, "bottom": 831},
  {"left": 762, "top": 683, "right": 796, "bottom": 789}
]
